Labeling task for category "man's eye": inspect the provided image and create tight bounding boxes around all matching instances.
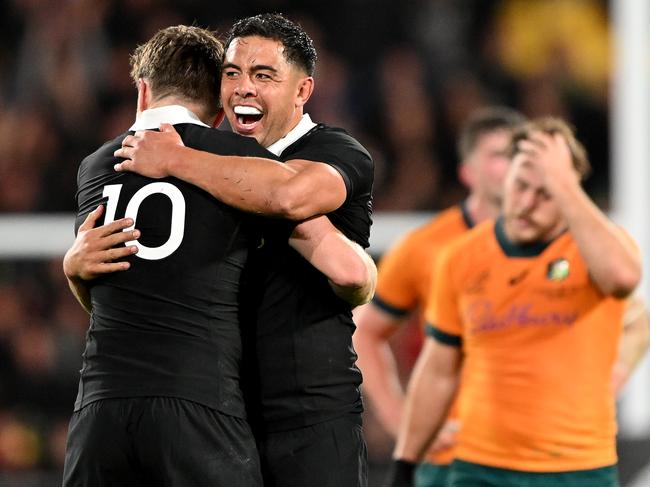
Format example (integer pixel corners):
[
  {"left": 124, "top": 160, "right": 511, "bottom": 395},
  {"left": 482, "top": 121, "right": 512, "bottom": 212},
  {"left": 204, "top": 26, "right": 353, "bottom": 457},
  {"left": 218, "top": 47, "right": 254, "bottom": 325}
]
[
  {"left": 256, "top": 73, "right": 271, "bottom": 80},
  {"left": 224, "top": 71, "right": 238, "bottom": 78}
]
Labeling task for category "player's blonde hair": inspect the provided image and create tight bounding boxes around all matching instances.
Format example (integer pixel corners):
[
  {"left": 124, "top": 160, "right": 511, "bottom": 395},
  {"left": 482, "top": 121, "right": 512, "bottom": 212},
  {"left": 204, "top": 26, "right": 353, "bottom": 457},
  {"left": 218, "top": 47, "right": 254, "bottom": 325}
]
[
  {"left": 130, "top": 25, "right": 223, "bottom": 114},
  {"left": 509, "top": 117, "right": 591, "bottom": 181}
]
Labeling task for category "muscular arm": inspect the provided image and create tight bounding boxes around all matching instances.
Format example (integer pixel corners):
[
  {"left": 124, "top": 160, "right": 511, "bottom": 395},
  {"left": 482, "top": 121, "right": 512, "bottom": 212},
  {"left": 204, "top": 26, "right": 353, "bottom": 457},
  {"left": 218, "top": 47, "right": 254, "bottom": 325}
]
[
  {"left": 521, "top": 133, "right": 641, "bottom": 297},
  {"left": 393, "top": 338, "right": 462, "bottom": 462},
  {"left": 114, "top": 124, "right": 346, "bottom": 220},
  {"left": 353, "top": 304, "right": 406, "bottom": 437},
  {"left": 289, "top": 216, "right": 376, "bottom": 307},
  {"left": 612, "top": 295, "right": 650, "bottom": 395},
  {"left": 63, "top": 207, "right": 375, "bottom": 308}
]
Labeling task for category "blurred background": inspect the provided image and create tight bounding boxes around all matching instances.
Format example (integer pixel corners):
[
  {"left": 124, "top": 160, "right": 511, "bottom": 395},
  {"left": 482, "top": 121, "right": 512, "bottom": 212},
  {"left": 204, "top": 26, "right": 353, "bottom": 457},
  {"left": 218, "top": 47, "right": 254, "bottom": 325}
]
[{"left": 0, "top": 0, "right": 647, "bottom": 485}]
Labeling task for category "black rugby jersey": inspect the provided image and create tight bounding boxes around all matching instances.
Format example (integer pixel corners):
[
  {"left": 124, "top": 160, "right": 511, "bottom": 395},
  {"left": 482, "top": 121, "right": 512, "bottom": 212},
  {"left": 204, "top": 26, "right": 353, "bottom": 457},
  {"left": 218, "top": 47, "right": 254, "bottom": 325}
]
[
  {"left": 245, "top": 124, "right": 374, "bottom": 432},
  {"left": 74, "top": 122, "right": 277, "bottom": 418}
]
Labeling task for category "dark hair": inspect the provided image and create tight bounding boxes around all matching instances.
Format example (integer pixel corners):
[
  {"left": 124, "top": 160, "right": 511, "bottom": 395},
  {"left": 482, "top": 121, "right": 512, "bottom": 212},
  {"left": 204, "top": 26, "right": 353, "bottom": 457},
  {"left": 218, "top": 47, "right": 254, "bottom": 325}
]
[
  {"left": 130, "top": 25, "right": 224, "bottom": 113},
  {"left": 457, "top": 106, "right": 526, "bottom": 161},
  {"left": 509, "top": 117, "right": 591, "bottom": 181},
  {"left": 225, "top": 13, "right": 317, "bottom": 76}
]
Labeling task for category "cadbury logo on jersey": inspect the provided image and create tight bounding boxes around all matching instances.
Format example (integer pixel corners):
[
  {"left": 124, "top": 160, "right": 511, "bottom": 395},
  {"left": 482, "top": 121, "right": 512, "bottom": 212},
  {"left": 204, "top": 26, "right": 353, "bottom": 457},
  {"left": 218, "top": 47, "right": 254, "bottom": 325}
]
[{"left": 547, "top": 258, "right": 570, "bottom": 281}]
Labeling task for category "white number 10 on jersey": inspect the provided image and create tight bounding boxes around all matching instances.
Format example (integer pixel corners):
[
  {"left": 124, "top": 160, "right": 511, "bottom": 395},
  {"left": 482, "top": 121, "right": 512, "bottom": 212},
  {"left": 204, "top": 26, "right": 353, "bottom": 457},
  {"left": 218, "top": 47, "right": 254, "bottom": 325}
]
[{"left": 103, "top": 183, "right": 185, "bottom": 260}]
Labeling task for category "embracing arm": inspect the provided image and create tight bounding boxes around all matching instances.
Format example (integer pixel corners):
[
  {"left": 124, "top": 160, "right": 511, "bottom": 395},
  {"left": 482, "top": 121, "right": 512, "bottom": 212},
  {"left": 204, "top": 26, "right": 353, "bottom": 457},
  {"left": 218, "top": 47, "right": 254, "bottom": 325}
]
[
  {"left": 114, "top": 124, "right": 347, "bottom": 220},
  {"left": 62, "top": 205, "right": 139, "bottom": 313},
  {"left": 289, "top": 216, "right": 376, "bottom": 307}
]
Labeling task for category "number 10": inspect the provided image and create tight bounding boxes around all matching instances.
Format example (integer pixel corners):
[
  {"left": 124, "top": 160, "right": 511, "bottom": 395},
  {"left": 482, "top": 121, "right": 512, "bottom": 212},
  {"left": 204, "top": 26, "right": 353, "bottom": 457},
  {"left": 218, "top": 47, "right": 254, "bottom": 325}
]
[{"left": 103, "top": 182, "right": 186, "bottom": 260}]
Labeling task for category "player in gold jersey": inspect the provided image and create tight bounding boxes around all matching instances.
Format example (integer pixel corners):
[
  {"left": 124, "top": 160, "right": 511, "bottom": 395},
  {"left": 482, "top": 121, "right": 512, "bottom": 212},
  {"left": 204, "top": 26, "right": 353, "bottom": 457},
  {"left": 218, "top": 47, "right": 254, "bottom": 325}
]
[
  {"left": 386, "top": 117, "right": 641, "bottom": 487},
  {"left": 354, "top": 107, "right": 525, "bottom": 487}
]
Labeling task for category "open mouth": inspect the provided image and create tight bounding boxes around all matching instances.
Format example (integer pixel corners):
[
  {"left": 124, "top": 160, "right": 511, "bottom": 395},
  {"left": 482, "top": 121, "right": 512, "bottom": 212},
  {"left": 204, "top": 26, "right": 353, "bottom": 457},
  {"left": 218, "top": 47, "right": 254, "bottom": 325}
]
[{"left": 233, "top": 105, "right": 263, "bottom": 127}]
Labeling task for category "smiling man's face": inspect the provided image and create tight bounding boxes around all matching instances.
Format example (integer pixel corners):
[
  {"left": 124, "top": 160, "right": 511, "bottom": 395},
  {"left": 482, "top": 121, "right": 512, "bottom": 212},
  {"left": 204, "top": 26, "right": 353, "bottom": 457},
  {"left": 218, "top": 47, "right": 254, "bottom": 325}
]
[{"left": 221, "top": 35, "right": 313, "bottom": 148}]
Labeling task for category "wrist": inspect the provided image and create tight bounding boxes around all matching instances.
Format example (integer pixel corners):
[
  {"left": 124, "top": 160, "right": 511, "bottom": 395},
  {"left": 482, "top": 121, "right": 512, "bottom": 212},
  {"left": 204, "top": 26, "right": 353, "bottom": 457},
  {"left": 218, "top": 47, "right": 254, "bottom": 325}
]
[
  {"left": 166, "top": 145, "right": 186, "bottom": 176},
  {"left": 390, "top": 459, "right": 417, "bottom": 484}
]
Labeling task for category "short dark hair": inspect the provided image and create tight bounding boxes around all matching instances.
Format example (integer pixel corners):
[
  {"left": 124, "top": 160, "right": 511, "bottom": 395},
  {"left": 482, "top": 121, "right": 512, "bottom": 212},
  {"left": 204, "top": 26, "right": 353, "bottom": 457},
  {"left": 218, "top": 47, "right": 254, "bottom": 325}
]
[
  {"left": 509, "top": 117, "right": 591, "bottom": 181},
  {"left": 225, "top": 13, "right": 317, "bottom": 76},
  {"left": 130, "top": 25, "right": 223, "bottom": 113},
  {"left": 457, "top": 106, "right": 526, "bottom": 161}
]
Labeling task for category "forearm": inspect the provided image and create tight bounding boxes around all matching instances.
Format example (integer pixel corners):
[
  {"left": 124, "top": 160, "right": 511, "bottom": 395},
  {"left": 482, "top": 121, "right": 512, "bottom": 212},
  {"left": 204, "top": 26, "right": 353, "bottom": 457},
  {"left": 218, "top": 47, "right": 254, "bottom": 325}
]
[
  {"left": 66, "top": 276, "right": 92, "bottom": 314},
  {"left": 355, "top": 331, "right": 405, "bottom": 436},
  {"left": 167, "top": 145, "right": 303, "bottom": 217},
  {"left": 393, "top": 346, "right": 460, "bottom": 462},
  {"left": 553, "top": 180, "right": 640, "bottom": 296},
  {"left": 290, "top": 218, "right": 377, "bottom": 306},
  {"left": 328, "top": 245, "right": 377, "bottom": 307},
  {"left": 617, "top": 297, "right": 650, "bottom": 380}
]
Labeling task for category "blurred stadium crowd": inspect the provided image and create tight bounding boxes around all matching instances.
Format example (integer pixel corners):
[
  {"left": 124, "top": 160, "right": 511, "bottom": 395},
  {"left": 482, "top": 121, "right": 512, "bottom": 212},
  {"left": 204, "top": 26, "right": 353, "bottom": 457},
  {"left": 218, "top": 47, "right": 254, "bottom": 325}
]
[{"left": 0, "top": 0, "right": 620, "bottom": 481}]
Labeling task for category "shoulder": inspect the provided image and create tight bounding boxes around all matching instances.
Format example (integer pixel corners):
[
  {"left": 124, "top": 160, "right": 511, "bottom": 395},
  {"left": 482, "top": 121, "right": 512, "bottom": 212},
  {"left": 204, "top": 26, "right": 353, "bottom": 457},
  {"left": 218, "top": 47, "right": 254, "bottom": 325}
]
[
  {"left": 291, "top": 124, "right": 372, "bottom": 162},
  {"left": 442, "top": 219, "right": 495, "bottom": 261},
  {"left": 396, "top": 206, "right": 469, "bottom": 252},
  {"left": 79, "top": 131, "right": 129, "bottom": 175},
  {"left": 84, "top": 132, "right": 129, "bottom": 163},
  {"left": 177, "top": 124, "right": 278, "bottom": 160}
]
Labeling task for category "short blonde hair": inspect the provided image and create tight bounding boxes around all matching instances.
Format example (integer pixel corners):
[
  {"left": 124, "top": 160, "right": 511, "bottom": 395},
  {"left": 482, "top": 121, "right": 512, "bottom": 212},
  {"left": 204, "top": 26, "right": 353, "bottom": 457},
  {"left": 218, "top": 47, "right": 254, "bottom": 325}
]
[
  {"left": 130, "top": 25, "right": 224, "bottom": 113},
  {"left": 509, "top": 117, "right": 591, "bottom": 181}
]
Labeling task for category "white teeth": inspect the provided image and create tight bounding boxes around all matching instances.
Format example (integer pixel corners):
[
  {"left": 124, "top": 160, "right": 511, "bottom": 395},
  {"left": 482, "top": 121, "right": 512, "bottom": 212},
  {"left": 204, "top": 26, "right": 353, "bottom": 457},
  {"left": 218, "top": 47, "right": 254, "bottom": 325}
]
[{"left": 234, "top": 106, "right": 262, "bottom": 115}]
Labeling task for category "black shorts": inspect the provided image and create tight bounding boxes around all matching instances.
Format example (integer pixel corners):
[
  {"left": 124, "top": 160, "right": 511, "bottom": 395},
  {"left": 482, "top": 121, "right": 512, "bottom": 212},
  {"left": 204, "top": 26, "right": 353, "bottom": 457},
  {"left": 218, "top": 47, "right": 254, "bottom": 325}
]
[
  {"left": 62, "top": 397, "right": 262, "bottom": 487},
  {"left": 258, "top": 414, "right": 367, "bottom": 487}
]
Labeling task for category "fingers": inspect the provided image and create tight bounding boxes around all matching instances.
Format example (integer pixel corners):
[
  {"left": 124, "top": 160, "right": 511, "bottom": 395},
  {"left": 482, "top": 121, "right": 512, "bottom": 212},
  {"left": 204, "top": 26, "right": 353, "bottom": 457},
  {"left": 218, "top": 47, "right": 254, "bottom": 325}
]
[
  {"left": 79, "top": 205, "right": 104, "bottom": 232},
  {"left": 99, "top": 261, "right": 132, "bottom": 273},
  {"left": 160, "top": 122, "right": 175, "bottom": 133},
  {"left": 86, "top": 260, "right": 132, "bottom": 276},
  {"left": 96, "top": 217, "right": 135, "bottom": 238},
  {"left": 101, "top": 228, "right": 140, "bottom": 248},
  {"left": 103, "top": 244, "right": 138, "bottom": 262},
  {"left": 113, "top": 158, "right": 133, "bottom": 172},
  {"left": 122, "top": 134, "right": 138, "bottom": 148},
  {"left": 114, "top": 133, "right": 139, "bottom": 161}
]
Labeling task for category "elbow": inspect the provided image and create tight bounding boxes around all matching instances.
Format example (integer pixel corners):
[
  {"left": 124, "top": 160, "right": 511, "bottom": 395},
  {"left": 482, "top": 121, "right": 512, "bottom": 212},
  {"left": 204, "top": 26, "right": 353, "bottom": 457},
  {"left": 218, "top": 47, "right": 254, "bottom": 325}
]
[
  {"left": 269, "top": 185, "right": 313, "bottom": 220},
  {"left": 333, "top": 253, "right": 376, "bottom": 291},
  {"left": 607, "top": 267, "right": 642, "bottom": 299}
]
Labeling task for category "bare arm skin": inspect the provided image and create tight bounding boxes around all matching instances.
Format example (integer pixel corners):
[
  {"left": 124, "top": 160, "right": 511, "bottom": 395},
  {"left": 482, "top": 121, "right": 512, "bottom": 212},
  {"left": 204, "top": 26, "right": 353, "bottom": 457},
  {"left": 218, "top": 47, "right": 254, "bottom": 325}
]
[
  {"left": 62, "top": 205, "right": 139, "bottom": 313},
  {"left": 114, "top": 124, "right": 347, "bottom": 220},
  {"left": 290, "top": 217, "right": 376, "bottom": 307},
  {"left": 612, "top": 295, "right": 650, "bottom": 395},
  {"left": 62, "top": 209, "right": 374, "bottom": 308},
  {"left": 393, "top": 339, "right": 462, "bottom": 462},
  {"left": 353, "top": 304, "right": 407, "bottom": 437},
  {"left": 520, "top": 133, "right": 641, "bottom": 297}
]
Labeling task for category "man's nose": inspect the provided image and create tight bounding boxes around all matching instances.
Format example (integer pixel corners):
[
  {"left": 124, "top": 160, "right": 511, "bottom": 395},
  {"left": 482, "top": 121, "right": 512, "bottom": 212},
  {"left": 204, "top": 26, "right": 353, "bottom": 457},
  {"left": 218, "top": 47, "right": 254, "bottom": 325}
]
[
  {"left": 235, "top": 75, "right": 256, "bottom": 97},
  {"left": 520, "top": 190, "right": 537, "bottom": 211}
]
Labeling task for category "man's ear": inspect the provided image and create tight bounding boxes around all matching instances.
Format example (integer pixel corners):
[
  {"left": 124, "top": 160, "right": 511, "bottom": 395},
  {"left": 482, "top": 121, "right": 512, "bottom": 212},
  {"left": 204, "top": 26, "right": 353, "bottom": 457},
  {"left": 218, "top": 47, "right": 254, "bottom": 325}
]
[
  {"left": 458, "top": 162, "right": 474, "bottom": 189},
  {"left": 136, "top": 78, "right": 151, "bottom": 113},
  {"left": 211, "top": 109, "right": 225, "bottom": 128},
  {"left": 295, "top": 76, "right": 314, "bottom": 108}
]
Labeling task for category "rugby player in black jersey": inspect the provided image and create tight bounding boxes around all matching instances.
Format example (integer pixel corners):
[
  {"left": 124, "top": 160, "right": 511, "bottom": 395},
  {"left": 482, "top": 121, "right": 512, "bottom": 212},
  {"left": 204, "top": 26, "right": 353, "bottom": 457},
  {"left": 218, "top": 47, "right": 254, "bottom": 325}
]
[
  {"left": 79, "top": 14, "right": 373, "bottom": 487},
  {"left": 62, "top": 25, "right": 375, "bottom": 487}
]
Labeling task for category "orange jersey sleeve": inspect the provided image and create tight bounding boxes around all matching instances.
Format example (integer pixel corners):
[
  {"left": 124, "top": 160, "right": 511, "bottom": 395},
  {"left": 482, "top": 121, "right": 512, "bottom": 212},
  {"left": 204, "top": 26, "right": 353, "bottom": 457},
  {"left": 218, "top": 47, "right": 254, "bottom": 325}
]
[{"left": 374, "top": 206, "right": 469, "bottom": 316}]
